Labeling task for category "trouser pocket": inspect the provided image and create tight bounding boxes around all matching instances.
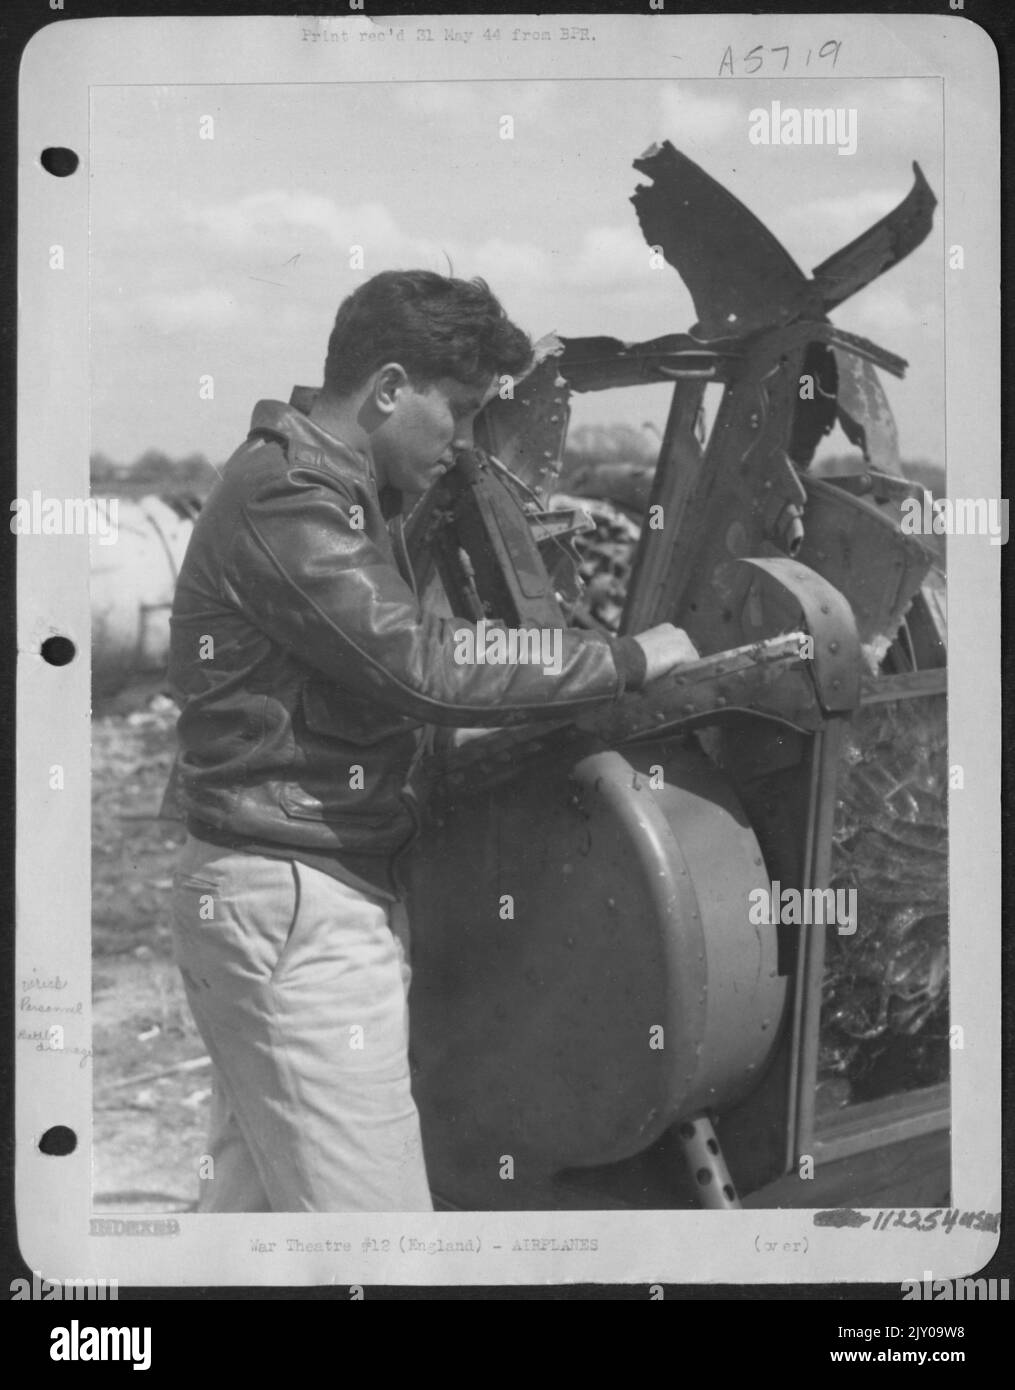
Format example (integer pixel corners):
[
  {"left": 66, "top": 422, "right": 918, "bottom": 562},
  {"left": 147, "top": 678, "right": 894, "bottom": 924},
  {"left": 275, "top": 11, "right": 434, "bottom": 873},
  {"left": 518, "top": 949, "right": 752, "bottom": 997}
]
[{"left": 171, "top": 843, "right": 301, "bottom": 992}]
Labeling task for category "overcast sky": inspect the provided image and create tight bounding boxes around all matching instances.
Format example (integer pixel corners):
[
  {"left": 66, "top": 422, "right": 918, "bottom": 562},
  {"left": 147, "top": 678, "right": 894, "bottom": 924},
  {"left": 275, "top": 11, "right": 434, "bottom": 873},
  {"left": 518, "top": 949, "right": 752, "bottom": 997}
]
[{"left": 89, "top": 76, "right": 944, "bottom": 465}]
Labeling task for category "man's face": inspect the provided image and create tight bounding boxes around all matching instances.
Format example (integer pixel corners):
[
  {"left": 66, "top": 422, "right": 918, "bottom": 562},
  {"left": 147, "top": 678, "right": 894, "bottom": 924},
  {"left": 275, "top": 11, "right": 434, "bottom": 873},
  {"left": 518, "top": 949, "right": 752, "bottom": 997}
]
[{"left": 372, "top": 374, "right": 494, "bottom": 496}]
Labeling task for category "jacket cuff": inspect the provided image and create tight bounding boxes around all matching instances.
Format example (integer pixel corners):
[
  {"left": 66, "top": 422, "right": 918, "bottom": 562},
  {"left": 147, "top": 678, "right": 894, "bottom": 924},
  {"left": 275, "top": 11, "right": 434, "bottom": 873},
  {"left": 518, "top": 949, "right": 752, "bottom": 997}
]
[{"left": 610, "top": 635, "right": 648, "bottom": 693}]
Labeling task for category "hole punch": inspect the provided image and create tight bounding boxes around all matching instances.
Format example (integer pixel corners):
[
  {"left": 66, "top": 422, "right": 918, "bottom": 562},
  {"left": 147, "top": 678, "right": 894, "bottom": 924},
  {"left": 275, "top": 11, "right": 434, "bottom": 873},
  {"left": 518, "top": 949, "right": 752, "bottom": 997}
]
[
  {"left": 41, "top": 636, "right": 76, "bottom": 666},
  {"left": 39, "top": 1125, "right": 77, "bottom": 1156},
  {"left": 40, "top": 147, "right": 79, "bottom": 177}
]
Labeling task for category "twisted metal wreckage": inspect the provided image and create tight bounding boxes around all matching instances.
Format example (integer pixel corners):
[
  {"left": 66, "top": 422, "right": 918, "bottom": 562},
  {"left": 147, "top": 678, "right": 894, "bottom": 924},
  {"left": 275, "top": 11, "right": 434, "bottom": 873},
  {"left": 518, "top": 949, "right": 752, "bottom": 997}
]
[{"left": 97, "top": 143, "right": 948, "bottom": 1210}]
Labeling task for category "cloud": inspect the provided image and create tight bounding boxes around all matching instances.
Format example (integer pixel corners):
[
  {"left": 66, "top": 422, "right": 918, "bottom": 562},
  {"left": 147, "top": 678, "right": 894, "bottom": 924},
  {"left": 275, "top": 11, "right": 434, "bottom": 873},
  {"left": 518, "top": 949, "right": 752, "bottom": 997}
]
[
  {"left": 132, "top": 286, "right": 239, "bottom": 333},
  {"left": 658, "top": 86, "right": 744, "bottom": 146},
  {"left": 837, "top": 77, "right": 940, "bottom": 118},
  {"left": 840, "top": 288, "right": 938, "bottom": 341},
  {"left": 184, "top": 192, "right": 409, "bottom": 256},
  {"left": 792, "top": 188, "right": 902, "bottom": 230},
  {"left": 564, "top": 224, "right": 654, "bottom": 286},
  {"left": 467, "top": 223, "right": 653, "bottom": 290},
  {"left": 106, "top": 178, "right": 679, "bottom": 322},
  {"left": 781, "top": 187, "right": 906, "bottom": 268},
  {"left": 468, "top": 235, "right": 555, "bottom": 285}
]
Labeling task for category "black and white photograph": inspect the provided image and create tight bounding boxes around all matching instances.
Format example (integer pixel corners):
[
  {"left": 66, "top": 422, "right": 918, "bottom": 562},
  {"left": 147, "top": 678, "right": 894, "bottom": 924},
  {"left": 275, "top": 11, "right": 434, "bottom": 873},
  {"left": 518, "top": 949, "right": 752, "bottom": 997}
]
[{"left": 13, "top": 10, "right": 1002, "bottom": 1298}]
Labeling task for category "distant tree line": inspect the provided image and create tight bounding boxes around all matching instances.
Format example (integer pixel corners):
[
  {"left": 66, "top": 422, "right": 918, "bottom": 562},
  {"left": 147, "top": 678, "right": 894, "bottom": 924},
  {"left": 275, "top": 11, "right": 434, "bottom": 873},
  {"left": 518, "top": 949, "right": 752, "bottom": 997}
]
[
  {"left": 90, "top": 449, "right": 221, "bottom": 502},
  {"left": 90, "top": 432, "right": 944, "bottom": 508}
]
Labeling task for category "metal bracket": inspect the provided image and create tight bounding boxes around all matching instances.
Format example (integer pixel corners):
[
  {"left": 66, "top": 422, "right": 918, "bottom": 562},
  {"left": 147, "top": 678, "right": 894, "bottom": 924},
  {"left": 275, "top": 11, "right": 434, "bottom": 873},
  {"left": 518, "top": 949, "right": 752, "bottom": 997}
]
[{"left": 728, "top": 558, "right": 862, "bottom": 712}]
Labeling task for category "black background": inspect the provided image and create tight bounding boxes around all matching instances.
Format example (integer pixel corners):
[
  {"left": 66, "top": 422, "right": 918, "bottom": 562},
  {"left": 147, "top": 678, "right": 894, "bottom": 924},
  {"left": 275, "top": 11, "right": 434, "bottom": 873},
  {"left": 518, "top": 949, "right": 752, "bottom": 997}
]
[{"left": 0, "top": 0, "right": 1011, "bottom": 1344}]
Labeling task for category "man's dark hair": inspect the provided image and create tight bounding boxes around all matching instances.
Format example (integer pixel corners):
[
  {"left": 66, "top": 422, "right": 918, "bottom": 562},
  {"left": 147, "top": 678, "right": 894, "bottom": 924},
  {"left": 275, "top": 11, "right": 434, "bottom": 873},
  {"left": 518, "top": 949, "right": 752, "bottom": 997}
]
[{"left": 323, "top": 270, "right": 532, "bottom": 397}]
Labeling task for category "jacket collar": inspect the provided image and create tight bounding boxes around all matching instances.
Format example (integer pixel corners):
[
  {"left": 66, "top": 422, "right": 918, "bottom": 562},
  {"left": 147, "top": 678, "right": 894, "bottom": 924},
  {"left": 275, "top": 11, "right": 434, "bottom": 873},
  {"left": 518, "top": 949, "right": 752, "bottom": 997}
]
[
  {"left": 248, "top": 398, "right": 373, "bottom": 478},
  {"left": 248, "top": 399, "right": 405, "bottom": 520}
]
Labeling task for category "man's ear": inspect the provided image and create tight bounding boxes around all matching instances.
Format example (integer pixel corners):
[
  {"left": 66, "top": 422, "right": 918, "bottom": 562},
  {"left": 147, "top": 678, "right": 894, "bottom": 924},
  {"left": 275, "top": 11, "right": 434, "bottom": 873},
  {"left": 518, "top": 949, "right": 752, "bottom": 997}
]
[{"left": 372, "top": 362, "right": 411, "bottom": 417}]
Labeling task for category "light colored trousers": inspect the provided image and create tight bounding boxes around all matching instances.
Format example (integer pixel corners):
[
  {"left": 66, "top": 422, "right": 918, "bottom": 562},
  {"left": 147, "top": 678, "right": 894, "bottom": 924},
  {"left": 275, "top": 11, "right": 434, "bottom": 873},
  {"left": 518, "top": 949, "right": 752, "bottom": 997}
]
[{"left": 170, "top": 834, "right": 433, "bottom": 1212}]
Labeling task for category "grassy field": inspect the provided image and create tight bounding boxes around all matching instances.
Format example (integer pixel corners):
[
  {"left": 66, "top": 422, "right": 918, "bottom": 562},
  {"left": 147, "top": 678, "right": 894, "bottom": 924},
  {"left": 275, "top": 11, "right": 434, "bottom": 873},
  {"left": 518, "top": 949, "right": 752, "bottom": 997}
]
[{"left": 92, "top": 685, "right": 206, "bottom": 1213}]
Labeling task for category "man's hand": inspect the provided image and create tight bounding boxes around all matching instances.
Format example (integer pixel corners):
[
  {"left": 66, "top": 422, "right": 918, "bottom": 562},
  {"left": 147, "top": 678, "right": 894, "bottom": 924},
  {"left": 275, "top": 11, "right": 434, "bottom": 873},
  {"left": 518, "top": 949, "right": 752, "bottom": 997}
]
[{"left": 632, "top": 623, "right": 700, "bottom": 683}]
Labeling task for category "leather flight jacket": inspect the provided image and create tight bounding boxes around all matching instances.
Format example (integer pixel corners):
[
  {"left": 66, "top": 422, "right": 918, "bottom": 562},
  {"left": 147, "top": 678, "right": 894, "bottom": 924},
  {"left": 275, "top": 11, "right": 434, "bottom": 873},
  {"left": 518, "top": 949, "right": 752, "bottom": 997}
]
[{"left": 168, "top": 400, "right": 647, "bottom": 872}]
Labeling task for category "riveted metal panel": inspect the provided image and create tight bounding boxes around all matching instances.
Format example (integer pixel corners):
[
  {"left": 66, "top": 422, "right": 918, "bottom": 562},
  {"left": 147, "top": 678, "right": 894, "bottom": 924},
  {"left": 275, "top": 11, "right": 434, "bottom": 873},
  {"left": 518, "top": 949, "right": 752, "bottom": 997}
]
[{"left": 408, "top": 743, "right": 785, "bottom": 1206}]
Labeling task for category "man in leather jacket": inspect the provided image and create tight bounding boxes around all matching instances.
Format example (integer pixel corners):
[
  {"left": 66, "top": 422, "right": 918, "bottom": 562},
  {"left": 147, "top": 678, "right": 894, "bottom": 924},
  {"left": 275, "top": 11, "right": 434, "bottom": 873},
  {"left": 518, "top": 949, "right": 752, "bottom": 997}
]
[{"left": 168, "top": 270, "right": 697, "bottom": 1211}]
